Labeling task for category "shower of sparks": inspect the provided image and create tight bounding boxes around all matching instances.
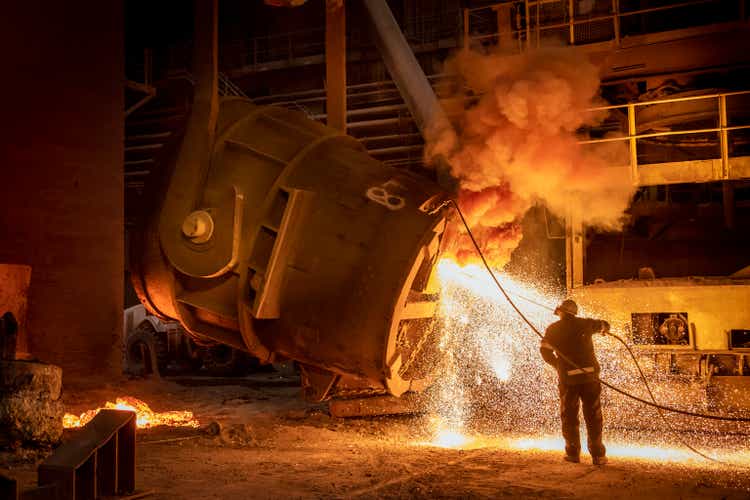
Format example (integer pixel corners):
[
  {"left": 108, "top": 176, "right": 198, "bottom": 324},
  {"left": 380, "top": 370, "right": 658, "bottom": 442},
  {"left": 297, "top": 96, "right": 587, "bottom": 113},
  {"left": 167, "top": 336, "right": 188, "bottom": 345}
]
[
  {"left": 432, "top": 428, "right": 473, "bottom": 449},
  {"left": 63, "top": 396, "right": 200, "bottom": 429},
  {"left": 423, "top": 258, "right": 750, "bottom": 468},
  {"left": 511, "top": 435, "right": 697, "bottom": 462},
  {"left": 423, "top": 432, "right": 750, "bottom": 465}
]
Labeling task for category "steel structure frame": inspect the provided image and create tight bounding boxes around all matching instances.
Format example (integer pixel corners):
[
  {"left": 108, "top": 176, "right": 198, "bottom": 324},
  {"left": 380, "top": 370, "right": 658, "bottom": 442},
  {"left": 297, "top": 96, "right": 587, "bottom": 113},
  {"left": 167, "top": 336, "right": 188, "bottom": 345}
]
[{"left": 463, "top": 0, "right": 746, "bottom": 51}]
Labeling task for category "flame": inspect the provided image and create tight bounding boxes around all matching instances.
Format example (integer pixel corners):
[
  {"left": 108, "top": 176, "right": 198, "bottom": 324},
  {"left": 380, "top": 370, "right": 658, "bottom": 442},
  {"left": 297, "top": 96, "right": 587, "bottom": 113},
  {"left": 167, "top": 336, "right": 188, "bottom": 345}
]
[
  {"left": 432, "top": 429, "right": 471, "bottom": 448},
  {"left": 63, "top": 396, "right": 200, "bottom": 429},
  {"left": 511, "top": 436, "right": 719, "bottom": 463},
  {"left": 487, "top": 351, "right": 512, "bottom": 381},
  {"left": 435, "top": 260, "right": 558, "bottom": 307},
  {"left": 421, "top": 432, "right": 743, "bottom": 464},
  {"left": 425, "top": 416, "right": 475, "bottom": 449}
]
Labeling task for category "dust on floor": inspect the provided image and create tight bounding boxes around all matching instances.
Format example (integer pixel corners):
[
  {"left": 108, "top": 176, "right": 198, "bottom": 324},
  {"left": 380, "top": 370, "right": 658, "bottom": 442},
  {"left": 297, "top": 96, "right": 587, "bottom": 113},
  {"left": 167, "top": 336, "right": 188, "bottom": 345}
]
[{"left": 2, "top": 376, "right": 749, "bottom": 499}]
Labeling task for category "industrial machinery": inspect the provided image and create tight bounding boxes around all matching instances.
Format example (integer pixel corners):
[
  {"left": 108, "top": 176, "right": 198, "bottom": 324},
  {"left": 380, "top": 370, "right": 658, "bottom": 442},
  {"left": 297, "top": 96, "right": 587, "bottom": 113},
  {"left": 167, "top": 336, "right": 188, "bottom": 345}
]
[
  {"left": 123, "top": 304, "right": 262, "bottom": 378},
  {"left": 128, "top": 0, "right": 456, "bottom": 412},
  {"left": 567, "top": 84, "right": 750, "bottom": 411},
  {"left": 561, "top": 38, "right": 750, "bottom": 409},
  {"left": 571, "top": 268, "right": 750, "bottom": 411},
  {"left": 131, "top": 95, "right": 451, "bottom": 403}
]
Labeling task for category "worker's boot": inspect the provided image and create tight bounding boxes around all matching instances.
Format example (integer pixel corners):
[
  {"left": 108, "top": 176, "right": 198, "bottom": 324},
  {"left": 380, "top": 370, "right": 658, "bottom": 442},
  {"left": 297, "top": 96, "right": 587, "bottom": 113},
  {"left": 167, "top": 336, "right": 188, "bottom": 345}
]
[
  {"left": 563, "top": 454, "right": 580, "bottom": 463},
  {"left": 592, "top": 456, "right": 608, "bottom": 466}
]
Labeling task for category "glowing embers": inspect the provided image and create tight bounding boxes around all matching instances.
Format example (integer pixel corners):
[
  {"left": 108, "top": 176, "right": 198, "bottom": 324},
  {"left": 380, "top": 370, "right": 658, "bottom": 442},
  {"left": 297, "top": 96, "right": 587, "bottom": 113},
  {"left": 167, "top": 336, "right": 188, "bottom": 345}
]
[
  {"left": 424, "top": 416, "right": 475, "bottom": 449},
  {"left": 424, "top": 259, "right": 559, "bottom": 450},
  {"left": 420, "top": 428, "right": 750, "bottom": 466},
  {"left": 431, "top": 428, "right": 472, "bottom": 449},
  {"left": 487, "top": 351, "right": 512, "bottom": 382},
  {"left": 62, "top": 396, "right": 200, "bottom": 429},
  {"left": 510, "top": 435, "right": 725, "bottom": 464}
]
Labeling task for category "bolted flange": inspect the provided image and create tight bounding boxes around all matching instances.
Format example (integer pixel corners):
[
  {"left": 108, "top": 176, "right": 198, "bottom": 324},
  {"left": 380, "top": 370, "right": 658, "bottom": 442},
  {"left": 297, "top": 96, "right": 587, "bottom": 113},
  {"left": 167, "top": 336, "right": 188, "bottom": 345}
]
[{"left": 181, "top": 210, "right": 214, "bottom": 244}]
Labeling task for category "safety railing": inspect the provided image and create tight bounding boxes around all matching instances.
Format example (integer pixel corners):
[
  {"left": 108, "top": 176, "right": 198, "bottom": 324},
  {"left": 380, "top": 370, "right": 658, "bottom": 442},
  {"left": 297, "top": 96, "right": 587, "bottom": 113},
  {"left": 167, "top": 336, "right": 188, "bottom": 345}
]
[
  {"left": 578, "top": 90, "right": 750, "bottom": 185},
  {"left": 161, "top": 1, "right": 743, "bottom": 75},
  {"left": 219, "top": 9, "right": 463, "bottom": 72},
  {"left": 401, "top": 11, "right": 464, "bottom": 47},
  {"left": 218, "top": 72, "right": 247, "bottom": 97},
  {"left": 463, "top": 0, "right": 745, "bottom": 52},
  {"left": 125, "top": 48, "right": 156, "bottom": 117}
]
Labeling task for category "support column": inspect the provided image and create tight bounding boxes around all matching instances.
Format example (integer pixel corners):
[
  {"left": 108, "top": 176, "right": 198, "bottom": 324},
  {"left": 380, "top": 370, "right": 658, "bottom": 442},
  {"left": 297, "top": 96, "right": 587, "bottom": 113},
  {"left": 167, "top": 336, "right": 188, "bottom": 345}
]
[
  {"left": 568, "top": 0, "right": 575, "bottom": 45},
  {"left": 326, "top": 0, "right": 347, "bottom": 132},
  {"left": 628, "top": 102, "right": 639, "bottom": 184},
  {"left": 1, "top": 0, "right": 124, "bottom": 378},
  {"left": 612, "top": 0, "right": 621, "bottom": 45},
  {"left": 463, "top": 8, "right": 470, "bottom": 49},
  {"left": 719, "top": 94, "right": 734, "bottom": 230},
  {"left": 723, "top": 182, "right": 736, "bottom": 230},
  {"left": 565, "top": 211, "right": 585, "bottom": 290},
  {"left": 525, "top": 0, "right": 531, "bottom": 49},
  {"left": 494, "top": 3, "right": 515, "bottom": 49}
]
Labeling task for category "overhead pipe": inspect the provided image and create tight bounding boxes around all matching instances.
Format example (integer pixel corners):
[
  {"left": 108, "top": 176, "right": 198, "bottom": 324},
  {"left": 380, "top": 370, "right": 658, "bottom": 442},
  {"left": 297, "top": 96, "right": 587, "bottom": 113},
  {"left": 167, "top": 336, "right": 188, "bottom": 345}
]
[{"left": 362, "top": 0, "right": 456, "bottom": 158}]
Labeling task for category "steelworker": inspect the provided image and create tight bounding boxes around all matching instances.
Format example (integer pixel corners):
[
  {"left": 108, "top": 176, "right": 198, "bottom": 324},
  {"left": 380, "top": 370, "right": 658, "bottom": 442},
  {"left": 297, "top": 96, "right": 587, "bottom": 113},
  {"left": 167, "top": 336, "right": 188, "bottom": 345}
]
[{"left": 540, "top": 299, "right": 610, "bottom": 465}]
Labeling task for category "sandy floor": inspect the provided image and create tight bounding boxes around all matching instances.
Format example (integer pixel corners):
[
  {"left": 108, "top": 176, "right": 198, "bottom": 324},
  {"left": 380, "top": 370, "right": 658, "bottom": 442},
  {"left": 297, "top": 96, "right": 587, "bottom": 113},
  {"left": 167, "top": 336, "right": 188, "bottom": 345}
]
[{"left": 2, "top": 376, "right": 749, "bottom": 499}]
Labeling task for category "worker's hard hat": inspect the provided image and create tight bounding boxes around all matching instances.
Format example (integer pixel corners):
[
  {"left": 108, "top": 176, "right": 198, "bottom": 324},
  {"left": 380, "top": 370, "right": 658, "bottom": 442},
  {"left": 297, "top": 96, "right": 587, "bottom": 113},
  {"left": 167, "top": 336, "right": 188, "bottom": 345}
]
[{"left": 554, "top": 299, "right": 578, "bottom": 317}]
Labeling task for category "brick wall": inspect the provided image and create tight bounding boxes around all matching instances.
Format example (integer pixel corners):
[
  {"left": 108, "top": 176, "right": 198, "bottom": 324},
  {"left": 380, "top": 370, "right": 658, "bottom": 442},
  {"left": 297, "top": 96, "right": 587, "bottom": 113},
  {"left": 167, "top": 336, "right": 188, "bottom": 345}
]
[{"left": 0, "top": 1, "right": 124, "bottom": 379}]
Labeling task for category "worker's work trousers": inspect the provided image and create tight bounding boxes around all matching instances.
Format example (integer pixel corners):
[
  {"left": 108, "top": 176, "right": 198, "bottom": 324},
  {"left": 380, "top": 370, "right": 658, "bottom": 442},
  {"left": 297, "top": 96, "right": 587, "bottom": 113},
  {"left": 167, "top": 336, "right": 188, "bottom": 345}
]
[{"left": 558, "top": 381, "right": 606, "bottom": 458}]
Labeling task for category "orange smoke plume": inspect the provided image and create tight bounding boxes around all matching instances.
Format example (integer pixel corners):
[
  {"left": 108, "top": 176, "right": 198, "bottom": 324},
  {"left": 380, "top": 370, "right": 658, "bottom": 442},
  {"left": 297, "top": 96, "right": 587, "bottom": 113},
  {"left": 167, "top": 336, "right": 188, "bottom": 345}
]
[{"left": 429, "top": 47, "right": 632, "bottom": 268}]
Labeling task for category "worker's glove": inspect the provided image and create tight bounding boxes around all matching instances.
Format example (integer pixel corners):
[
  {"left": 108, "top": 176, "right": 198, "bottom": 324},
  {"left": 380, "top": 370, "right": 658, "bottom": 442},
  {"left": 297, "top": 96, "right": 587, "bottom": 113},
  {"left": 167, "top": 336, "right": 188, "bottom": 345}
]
[{"left": 601, "top": 321, "right": 611, "bottom": 336}]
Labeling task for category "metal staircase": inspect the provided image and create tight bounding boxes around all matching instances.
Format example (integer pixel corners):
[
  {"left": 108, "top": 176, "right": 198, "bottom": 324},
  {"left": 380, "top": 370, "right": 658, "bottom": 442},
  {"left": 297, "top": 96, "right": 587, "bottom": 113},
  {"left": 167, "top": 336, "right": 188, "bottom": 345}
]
[
  {"left": 125, "top": 73, "right": 248, "bottom": 227},
  {"left": 251, "top": 74, "right": 459, "bottom": 171}
]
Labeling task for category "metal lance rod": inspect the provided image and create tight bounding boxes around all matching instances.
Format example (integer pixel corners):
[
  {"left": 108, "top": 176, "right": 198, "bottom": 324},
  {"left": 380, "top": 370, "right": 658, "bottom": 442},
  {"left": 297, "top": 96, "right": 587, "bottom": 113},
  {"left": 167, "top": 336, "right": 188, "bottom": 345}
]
[{"left": 362, "top": 0, "right": 455, "bottom": 148}]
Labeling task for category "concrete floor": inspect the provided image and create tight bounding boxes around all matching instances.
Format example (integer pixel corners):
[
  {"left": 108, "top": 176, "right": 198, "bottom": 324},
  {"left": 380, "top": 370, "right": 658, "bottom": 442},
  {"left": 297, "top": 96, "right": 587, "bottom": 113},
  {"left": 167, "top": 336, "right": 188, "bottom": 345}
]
[{"left": 2, "top": 376, "right": 749, "bottom": 499}]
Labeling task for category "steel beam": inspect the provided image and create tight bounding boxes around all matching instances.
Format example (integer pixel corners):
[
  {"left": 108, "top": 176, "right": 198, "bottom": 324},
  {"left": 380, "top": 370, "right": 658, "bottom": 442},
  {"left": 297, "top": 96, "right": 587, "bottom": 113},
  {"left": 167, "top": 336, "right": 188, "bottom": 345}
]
[
  {"left": 325, "top": 0, "right": 346, "bottom": 132},
  {"left": 38, "top": 409, "right": 136, "bottom": 499},
  {"left": 723, "top": 182, "right": 736, "bottom": 230},
  {"left": 565, "top": 210, "right": 584, "bottom": 290},
  {"left": 362, "top": 0, "right": 454, "bottom": 147},
  {"left": 329, "top": 393, "right": 424, "bottom": 417}
]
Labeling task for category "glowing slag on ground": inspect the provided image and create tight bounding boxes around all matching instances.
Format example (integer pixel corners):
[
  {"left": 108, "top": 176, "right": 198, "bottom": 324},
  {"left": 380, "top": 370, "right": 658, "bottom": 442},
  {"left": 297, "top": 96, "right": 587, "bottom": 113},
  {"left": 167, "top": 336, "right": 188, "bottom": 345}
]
[
  {"left": 511, "top": 435, "right": 696, "bottom": 462},
  {"left": 63, "top": 396, "right": 200, "bottom": 429},
  {"left": 432, "top": 428, "right": 473, "bottom": 448},
  {"left": 423, "top": 258, "right": 750, "bottom": 468}
]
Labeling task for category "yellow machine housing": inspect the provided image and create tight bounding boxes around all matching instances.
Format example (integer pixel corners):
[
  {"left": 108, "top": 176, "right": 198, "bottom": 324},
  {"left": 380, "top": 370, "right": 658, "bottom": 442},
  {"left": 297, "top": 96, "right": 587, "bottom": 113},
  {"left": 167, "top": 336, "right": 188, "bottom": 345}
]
[{"left": 572, "top": 275, "right": 750, "bottom": 410}]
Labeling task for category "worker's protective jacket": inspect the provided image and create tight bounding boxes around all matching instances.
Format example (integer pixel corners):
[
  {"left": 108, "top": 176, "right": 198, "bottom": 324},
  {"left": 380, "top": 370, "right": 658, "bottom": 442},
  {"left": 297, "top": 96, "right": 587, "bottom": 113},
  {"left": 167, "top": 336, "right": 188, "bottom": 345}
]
[{"left": 540, "top": 316, "right": 608, "bottom": 385}]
